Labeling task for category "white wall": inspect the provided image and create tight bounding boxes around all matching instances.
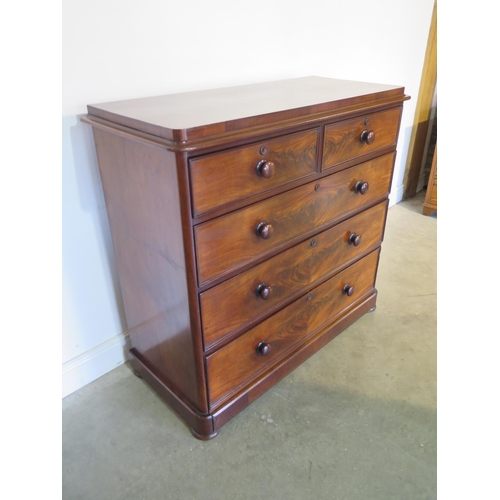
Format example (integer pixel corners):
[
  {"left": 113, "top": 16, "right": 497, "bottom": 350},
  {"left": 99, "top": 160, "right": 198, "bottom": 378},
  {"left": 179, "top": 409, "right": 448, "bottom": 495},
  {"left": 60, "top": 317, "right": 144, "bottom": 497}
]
[{"left": 62, "top": 0, "right": 435, "bottom": 397}]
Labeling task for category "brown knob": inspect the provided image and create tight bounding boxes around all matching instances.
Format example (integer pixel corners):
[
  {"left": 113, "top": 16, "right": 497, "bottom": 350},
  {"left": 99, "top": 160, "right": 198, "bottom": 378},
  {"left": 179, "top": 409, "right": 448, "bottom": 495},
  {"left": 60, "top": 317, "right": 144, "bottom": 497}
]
[
  {"left": 256, "top": 283, "right": 272, "bottom": 300},
  {"left": 256, "top": 341, "right": 271, "bottom": 356},
  {"left": 360, "top": 130, "right": 375, "bottom": 145},
  {"left": 256, "top": 222, "right": 274, "bottom": 239},
  {"left": 354, "top": 181, "right": 369, "bottom": 195},
  {"left": 256, "top": 160, "right": 275, "bottom": 179},
  {"left": 348, "top": 233, "right": 361, "bottom": 246},
  {"left": 342, "top": 284, "right": 355, "bottom": 297}
]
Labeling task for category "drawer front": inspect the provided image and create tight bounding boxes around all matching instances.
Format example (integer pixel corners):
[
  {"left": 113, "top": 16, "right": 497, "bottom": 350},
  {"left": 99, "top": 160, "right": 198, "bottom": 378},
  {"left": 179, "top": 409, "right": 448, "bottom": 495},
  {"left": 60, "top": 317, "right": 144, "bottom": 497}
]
[
  {"left": 189, "top": 129, "right": 319, "bottom": 215},
  {"left": 195, "top": 153, "right": 394, "bottom": 285},
  {"left": 206, "top": 249, "right": 380, "bottom": 407},
  {"left": 322, "top": 107, "right": 401, "bottom": 170},
  {"left": 200, "top": 201, "right": 387, "bottom": 348}
]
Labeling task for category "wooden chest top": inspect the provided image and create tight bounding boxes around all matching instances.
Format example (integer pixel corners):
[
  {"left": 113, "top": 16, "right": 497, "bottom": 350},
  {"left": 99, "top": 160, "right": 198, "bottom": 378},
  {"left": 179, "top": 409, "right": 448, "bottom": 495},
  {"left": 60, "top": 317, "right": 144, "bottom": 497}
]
[{"left": 87, "top": 76, "right": 407, "bottom": 143}]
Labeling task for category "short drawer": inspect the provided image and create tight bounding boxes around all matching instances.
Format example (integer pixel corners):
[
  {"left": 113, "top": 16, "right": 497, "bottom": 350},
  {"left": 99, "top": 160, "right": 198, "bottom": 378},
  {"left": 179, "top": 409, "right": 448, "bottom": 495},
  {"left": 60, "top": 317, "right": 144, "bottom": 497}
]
[
  {"left": 195, "top": 152, "right": 394, "bottom": 285},
  {"left": 200, "top": 201, "right": 387, "bottom": 348},
  {"left": 322, "top": 107, "right": 401, "bottom": 170},
  {"left": 206, "top": 249, "right": 380, "bottom": 407},
  {"left": 189, "top": 129, "right": 319, "bottom": 216}
]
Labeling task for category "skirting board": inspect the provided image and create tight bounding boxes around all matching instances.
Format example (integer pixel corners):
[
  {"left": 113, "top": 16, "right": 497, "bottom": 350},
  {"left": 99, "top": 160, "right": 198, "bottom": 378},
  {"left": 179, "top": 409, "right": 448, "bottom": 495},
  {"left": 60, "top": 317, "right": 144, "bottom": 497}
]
[
  {"left": 62, "top": 331, "right": 130, "bottom": 398},
  {"left": 389, "top": 183, "right": 404, "bottom": 207}
]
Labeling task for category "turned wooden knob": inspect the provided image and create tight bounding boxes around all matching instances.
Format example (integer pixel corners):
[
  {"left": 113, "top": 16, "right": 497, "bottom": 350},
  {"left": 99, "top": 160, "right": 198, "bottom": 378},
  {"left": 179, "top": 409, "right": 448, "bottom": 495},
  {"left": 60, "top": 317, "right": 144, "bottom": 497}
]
[
  {"left": 342, "top": 284, "right": 355, "bottom": 296},
  {"left": 256, "top": 283, "right": 272, "bottom": 300},
  {"left": 354, "top": 181, "right": 369, "bottom": 195},
  {"left": 360, "top": 130, "right": 375, "bottom": 145},
  {"left": 256, "top": 222, "right": 274, "bottom": 239},
  {"left": 348, "top": 233, "right": 361, "bottom": 246},
  {"left": 256, "top": 160, "right": 275, "bottom": 179},
  {"left": 256, "top": 341, "right": 271, "bottom": 356}
]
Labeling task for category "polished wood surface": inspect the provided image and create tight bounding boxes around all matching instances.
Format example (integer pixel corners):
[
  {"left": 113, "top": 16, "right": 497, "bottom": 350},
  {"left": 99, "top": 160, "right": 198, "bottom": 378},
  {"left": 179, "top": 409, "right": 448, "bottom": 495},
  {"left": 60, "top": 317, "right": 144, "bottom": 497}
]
[
  {"left": 200, "top": 201, "right": 387, "bottom": 348},
  {"left": 92, "top": 129, "right": 206, "bottom": 410},
  {"left": 211, "top": 291, "right": 378, "bottom": 430},
  {"left": 85, "top": 77, "right": 408, "bottom": 439},
  {"left": 87, "top": 77, "right": 406, "bottom": 142},
  {"left": 322, "top": 107, "right": 401, "bottom": 170},
  {"left": 195, "top": 153, "right": 394, "bottom": 285},
  {"left": 206, "top": 250, "right": 379, "bottom": 407},
  {"left": 130, "top": 349, "right": 215, "bottom": 437},
  {"left": 189, "top": 128, "right": 318, "bottom": 215}
]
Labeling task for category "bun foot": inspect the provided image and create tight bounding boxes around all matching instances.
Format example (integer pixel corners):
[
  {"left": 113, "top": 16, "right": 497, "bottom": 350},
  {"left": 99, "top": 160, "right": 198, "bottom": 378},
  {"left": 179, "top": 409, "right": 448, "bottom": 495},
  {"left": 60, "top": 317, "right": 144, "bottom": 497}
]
[
  {"left": 133, "top": 369, "right": 143, "bottom": 378},
  {"left": 369, "top": 306, "right": 376, "bottom": 312},
  {"left": 190, "top": 428, "right": 219, "bottom": 440}
]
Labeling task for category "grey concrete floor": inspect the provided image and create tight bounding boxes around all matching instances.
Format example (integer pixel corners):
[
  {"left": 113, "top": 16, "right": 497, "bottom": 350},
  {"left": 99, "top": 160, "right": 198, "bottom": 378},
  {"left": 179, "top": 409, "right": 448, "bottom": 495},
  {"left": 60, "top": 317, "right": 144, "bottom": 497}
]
[{"left": 62, "top": 191, "right": 436, "bottom": 500}]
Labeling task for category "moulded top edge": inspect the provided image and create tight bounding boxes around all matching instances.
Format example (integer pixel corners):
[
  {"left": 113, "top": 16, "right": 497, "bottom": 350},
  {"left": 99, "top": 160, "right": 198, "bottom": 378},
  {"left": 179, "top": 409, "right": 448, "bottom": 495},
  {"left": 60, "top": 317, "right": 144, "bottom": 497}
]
[{"left": 87, "top": 76, "right": 407, "bottom": 142}]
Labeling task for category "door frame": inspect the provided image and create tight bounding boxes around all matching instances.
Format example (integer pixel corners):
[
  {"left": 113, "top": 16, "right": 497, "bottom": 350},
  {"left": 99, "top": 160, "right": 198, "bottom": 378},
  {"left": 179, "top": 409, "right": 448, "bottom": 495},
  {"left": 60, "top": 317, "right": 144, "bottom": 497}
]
[{"left": 403, "top": 0, "right": 437, "bottom": 199}]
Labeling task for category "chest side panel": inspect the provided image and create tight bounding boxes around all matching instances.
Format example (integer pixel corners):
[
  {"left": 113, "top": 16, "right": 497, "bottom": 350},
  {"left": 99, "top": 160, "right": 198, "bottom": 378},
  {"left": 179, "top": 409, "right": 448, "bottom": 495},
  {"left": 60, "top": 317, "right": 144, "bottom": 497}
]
[{"left": 92, "top": 128, "right": 206, "bottom": 411}]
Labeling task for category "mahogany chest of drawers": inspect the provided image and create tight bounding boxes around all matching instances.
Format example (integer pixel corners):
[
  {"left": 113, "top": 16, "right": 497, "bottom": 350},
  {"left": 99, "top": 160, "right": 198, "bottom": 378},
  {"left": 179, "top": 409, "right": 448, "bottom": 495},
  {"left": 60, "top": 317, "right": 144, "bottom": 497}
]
[{"left": 84, "top": 77, "right": 409, "bottom": 439}]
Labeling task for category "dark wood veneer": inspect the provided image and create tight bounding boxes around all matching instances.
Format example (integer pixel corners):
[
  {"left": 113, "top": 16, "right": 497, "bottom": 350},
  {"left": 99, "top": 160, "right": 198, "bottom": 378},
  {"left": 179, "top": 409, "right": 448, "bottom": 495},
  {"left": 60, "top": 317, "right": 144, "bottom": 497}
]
[
  {"left": 211, "top": 291, "right": 378, "bottom": 427},
  {"left": 92, "top": 128, "right": 206, "bottom": 411},
  {"left": 87, "top": 77, "right": 407, "bottom": 143},
  {"left": 194, "top": 153, "right": 394, "bottom": 285},
  {"left": 206, "top": 250, "right": 379, "bottom": 407},
  {"left": 200, "top": 201, "right": 387, "bottom": 349},
  {"left": 322, "top": 107, "right": 402, "bottom": 170},
  {"left": 189, "top": 128, "right": 319, "bottom": 216},
  {"left": 85, "top": 77, "right": 409, "bottom": 439}
]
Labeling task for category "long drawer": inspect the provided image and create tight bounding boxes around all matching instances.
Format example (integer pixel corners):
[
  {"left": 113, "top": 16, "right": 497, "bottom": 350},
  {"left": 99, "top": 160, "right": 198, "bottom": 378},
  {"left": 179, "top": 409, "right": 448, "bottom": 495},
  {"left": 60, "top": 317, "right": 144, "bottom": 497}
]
[
  {"left": 322, "top": 107, "right": 401, "bottom": 171},
  {"left": 195, "top": 153, "right": 394, "bottom": 285},
  {"left": 189, "top": 128, "right": 319, "bottom": 216},
  {"left": 206, "top": 249, "right": 380, "bottom": 407},
  {"left": 200, "top": 201, "right": 387, "bottom": 348}
]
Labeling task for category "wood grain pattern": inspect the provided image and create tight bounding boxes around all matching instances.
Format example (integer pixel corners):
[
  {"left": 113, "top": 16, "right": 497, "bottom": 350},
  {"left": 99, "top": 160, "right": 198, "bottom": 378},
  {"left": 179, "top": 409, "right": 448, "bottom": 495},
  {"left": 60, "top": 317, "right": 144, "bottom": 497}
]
[
  {"left": 92, "top": 128, "right": 206, "bottom": 410},
  {"left": 129, "top": 349, "right": 215, "bottom": 437},
  {"left": 84, "top": 77, "right": 409, "bottom": 439},
  {"left": 195, "top": 153, "right": 394, "bottom": 285},
  {"left": 189, "top": 128, "right": 318, "bottom": 215},
  {"left": 87, "top": 76, "right": 406, "bottom": 143},
  {"left": 322, "top": 107, "right": 401, "bottom": 170},
  {"left": 211, "top": 291, "right": 377, "bottom": 428},
  {"left": 206, "top": 249, "right": 380, "bottom": 407},
  {"left": 200, "top": 201, "right": 387, "bottom": 348}
]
